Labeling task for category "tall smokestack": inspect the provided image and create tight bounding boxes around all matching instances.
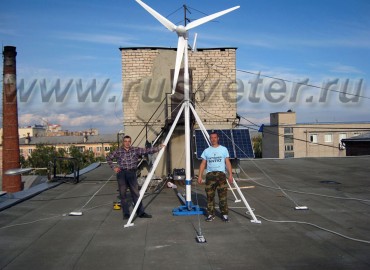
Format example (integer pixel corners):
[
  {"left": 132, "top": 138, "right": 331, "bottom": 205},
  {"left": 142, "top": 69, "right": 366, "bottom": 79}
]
[{"left": 2, "top": 46, "right": 21, "bottom": 192}]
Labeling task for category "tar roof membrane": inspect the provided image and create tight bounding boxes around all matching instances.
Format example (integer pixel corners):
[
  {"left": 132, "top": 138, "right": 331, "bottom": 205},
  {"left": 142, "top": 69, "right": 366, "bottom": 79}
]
[{"left": 0, "top": 157, "right": 370, "bottom": 269}]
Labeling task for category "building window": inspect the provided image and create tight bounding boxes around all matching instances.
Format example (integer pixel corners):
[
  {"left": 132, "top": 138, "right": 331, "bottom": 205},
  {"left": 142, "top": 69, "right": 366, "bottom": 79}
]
[
  {"left": 88, "top": 147, "right": 93, "bottom": 152},
  {"left": 284, "top": 127, "right": 293, "bottom": 134},
  {"left": 28, "top": 149, "right": 33, "bottom": 154},
  {"left": 310, "top": 134, "right": 318, "bottom": 143},
  {"left": 339, "top": 133, "right": 347, "bottom": 142},
  {"left": 353, "top": 132, "right": 361, "bottom": 137},
  {"left": 284, "top": 152, "right": 294, "bottom": 158},
  {"left": 339, "top": 133, "right": 347, "bottom": 149},
  {"left": 96, "top": 147, "right": 102, "bottom": 152},
  {"left": 104, "top": 147, "right": 111, "bottom": 152},
  {"left": 284, "top": 145, "right": 294, "bottom": 151},
  {"left": 324, "top": 134, "right": 332, "bottom": 143},
  {"left": 339, "top": 133, "right": 346, "bottom": 146},
  {"left": 284, "top": 135, "right": 294, "bottom": 144}
]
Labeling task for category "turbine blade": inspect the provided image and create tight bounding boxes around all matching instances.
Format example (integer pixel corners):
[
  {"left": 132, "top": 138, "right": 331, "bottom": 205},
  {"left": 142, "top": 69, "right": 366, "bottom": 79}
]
[
  {"left": 172, "top": 36, "right": 186, "bottom": 95},
  {"left": 136, "top": 0, "right": 177, "bottom": 32},
  {"left": 185, "top": 6, "right": 240, "bottom": 31}
]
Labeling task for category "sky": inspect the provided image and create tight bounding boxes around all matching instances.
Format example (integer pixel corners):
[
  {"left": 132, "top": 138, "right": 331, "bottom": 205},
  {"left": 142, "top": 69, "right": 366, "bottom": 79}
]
[{"left": 1, "top": 0, "right": 369, "bottom": 134}]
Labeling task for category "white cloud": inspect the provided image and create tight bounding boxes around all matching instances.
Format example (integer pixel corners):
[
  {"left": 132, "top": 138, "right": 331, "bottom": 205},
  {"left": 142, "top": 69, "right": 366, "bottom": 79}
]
[
  {"left": 328, "top": 64, "right": 364, "bottom": 75},
  {"left": 19, "top": 110, "right": 122, "bottom": 134}
]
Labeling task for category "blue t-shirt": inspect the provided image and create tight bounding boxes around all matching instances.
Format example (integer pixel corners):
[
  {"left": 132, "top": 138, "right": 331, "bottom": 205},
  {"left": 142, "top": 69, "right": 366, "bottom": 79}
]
[{"left": 201, "top": 145, "right": 230, "bottom": 173}]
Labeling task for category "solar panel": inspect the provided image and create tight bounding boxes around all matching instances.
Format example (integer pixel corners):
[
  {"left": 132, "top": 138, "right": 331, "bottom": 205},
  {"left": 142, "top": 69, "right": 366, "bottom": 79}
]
[
  {"left": 232, "top": 129, "right": 254, "bottom": 159},
  {"left": 194, "top": 130, "right": 209, "bottom": 159},
  {"left": 194, "top": 129, "right": 254, "bottom": 159}
]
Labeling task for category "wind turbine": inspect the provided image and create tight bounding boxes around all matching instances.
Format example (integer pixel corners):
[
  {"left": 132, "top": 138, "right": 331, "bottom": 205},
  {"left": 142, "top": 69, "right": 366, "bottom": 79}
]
[
  {"left": 136, "top": 0, "right": 240, "bottom": 95},
  {"left": 125, "top": 1, "right": 240, "bottom": 227}
]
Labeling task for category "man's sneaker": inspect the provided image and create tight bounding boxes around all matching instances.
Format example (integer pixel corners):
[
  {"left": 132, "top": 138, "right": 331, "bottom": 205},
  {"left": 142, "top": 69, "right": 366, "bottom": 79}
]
[
  {"left": 222, "top": 215, "right": 229, "bottom": 223},
  {"left": 139, "top": 212, "right": 152, "bottom": 218},
  {"left": 123, "top": 214, "right": 130, "bottom": 219},
  {"left": 205, "top": 215, "right": 215, "bottom": 222}
]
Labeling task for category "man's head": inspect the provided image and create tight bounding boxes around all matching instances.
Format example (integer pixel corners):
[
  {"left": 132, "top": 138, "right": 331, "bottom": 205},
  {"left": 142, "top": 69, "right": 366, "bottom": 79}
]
[
  {"left": 210, "top": 132, "right": 219, "bottom": 146},
  {"left": 122, "top": 135, "right": 132, "bottom": 149}
]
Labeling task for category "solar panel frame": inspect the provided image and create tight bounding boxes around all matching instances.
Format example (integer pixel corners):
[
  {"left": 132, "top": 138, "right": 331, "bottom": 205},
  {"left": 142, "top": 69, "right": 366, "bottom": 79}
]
[
  {"left": 194, "top": 129, "right": 254, "bottom": 159},
  {"left": 194, "top": 130, "right": 209, "bottom": 160},
  {"left": 232, "top": 129, "right": 255, "bottom": 159}
]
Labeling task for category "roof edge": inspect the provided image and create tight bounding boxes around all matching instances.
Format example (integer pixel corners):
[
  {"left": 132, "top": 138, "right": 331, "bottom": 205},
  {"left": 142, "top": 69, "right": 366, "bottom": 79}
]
[{"left": 119, "top": 46, "right": 238, "bottom": 51}]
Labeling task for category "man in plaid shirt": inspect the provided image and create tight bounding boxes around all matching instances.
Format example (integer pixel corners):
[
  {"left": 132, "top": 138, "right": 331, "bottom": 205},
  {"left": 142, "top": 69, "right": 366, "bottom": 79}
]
[{"left": 106, "top": 135, "right": 165, "bottom": 219}]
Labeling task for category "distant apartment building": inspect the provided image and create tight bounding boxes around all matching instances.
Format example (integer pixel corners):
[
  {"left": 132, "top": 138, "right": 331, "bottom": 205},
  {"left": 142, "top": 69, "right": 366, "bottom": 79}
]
[
  {"left": 45, "top": 125, "right": 99, "bottom": 137},
  {"left": 0, "top": 125, "right": 99, "bottom": 145},
  {"left": 0, "top": 125, "right": 46, "bottom": 145},
  {"left": 0, "top": 134, "right": 116, "bottom": 175},
  {"left": 19, "top": 125, "right": 47, "bottom": 138},
  {"left": 18, "top": 134, "right": 116, "bottom": 159},
  {"left": 262, "top": 111, "right": 370, "bottom": 158}
]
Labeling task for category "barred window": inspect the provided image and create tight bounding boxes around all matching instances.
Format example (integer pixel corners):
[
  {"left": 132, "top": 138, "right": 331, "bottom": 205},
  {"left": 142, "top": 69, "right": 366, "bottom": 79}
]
[
  {"left": 284, "top": 135, "right": 294, "bottom": 144},
  {"left": 284, "top": 127, "right": 293, "bottom": 134}
]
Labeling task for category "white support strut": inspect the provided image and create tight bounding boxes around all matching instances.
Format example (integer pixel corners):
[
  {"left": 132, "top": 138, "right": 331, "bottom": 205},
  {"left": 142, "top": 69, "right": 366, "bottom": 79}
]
[
  {"left": 184, "top": 40, "right": 192, "bottom": 207},
  {"left": 124, "top": 103, "right": 186, "bottom": 227},
  {"left": 232, "top": 178, "right": 261, "bottom": 223}
]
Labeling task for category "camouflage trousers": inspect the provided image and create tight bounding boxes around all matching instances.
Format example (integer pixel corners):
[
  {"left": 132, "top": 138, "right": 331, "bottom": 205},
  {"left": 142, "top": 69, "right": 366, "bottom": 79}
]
[{"left": 205, "top": 171, "right": 228, "bottom": 216}]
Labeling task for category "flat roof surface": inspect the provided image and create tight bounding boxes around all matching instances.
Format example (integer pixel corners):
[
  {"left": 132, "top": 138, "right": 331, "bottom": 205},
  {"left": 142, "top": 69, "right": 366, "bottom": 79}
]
[
  {"left": 1, "top": 156, "right": 370, "bottom": 269},
  {"left": 19, "top": 134, "right": 117, "bottom": 145}
]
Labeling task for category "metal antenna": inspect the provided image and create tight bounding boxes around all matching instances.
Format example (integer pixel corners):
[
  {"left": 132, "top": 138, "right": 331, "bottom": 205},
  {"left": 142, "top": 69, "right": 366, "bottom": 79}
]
[{"left": 183, "top": 5, "right": 191, "bottom": 26}]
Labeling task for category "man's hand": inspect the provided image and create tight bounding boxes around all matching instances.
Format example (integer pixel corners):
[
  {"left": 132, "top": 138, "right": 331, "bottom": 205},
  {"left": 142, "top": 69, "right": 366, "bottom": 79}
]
[
  {"left": 160, "top": 144, "right": 166, "bottom": 149},
  {"left": 114, "top": 167, "right": 121, "bottom": 174},
  {"left": 228, "top": 175, "right": 233, "bottom": 184},
  {"left": 198, "top": 160, "right": 206, "bottom": 185},
  {"left": 197, "top": 176, "right": 203, "bottom": 184}
]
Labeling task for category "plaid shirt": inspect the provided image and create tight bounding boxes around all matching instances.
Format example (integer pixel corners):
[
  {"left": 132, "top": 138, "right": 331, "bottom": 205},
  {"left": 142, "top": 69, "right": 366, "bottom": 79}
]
[{"left": 106, "top": 146, "right": 160, "bottom": 170}]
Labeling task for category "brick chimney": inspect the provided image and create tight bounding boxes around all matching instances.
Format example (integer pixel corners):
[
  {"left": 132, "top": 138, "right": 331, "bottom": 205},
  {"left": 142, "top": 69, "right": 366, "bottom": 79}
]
[{"left": 2, "top": 46, "right": 22, "bottom": 192}]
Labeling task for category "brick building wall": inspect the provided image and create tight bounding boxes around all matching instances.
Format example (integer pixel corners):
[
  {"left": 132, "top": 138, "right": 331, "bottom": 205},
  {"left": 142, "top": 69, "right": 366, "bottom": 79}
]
[
  {"left": 120, "top": 47, "right": 238, "bottom": 175},
  {"left": 121, "top": 47, "right": 237, "bottom": 127},
  {"left": 189, "top": 48, "right": 237, "bottom": 125}
]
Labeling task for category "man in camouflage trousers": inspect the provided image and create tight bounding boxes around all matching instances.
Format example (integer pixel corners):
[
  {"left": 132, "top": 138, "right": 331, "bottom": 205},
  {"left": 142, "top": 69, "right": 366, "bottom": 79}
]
[{"left": 197, "top": 132, "right": 233, "bottom": 222}]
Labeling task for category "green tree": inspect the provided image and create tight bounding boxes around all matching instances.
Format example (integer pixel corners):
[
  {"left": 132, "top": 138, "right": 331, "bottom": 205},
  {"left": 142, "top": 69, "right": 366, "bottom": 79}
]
[
  {"left": 20, "top": 154, "right": 28, "bottom": 168},
  {"left": 108, "top": 142, "right": 118, "bottom": 154},
  {"left": 69, "top": 145, "right": 100, "bottom": 169},
  {"left": 26, "top": 144, "right": 58, "bottom": 175},
  {"left": 55, "top": 148, "right": 70, "bottom": 174},
  {"left": 23, "top": 144, "right": 101, "bottom": 176},
  {"left": 252, "top": 135, "right": 262, "bottom": 158}
]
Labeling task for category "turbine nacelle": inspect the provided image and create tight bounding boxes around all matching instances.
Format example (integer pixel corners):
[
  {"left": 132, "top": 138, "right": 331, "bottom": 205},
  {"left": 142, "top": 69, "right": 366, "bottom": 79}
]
[{"left": 175, "top": 25, "right": 187, "bottom": 37}]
